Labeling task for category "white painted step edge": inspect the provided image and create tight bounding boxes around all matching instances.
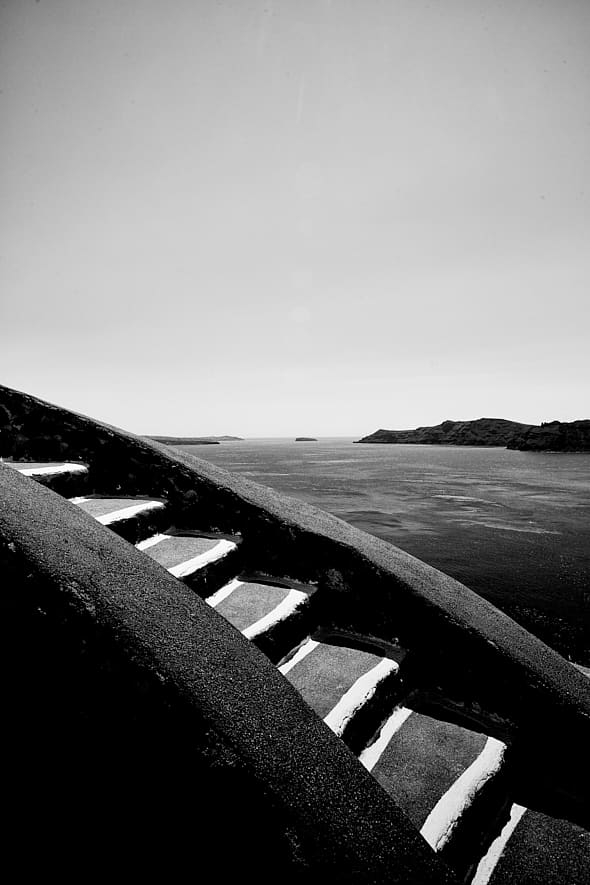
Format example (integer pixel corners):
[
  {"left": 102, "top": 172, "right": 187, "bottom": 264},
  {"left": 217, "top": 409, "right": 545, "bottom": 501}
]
[
  {"left": 136, "top": 533, "right": 170, "bottom": 551},
  {"left": 359, "top": 705, "right": 414, "bottom": 771},
  {"left": 69, "top": 498, "right": 165, "bottom": 524},
  {"left": 169, "top": 539, "right": 237, "bottom": 578},
  {"left": 421, "top": 737, "right": 507, "bottom": 852},
  {"left": 324, "top": 658, "right": 399, "bottom": 738},
  {"left": 278, "top": 638, "right": 319, "bottom": 675},
  {"left": 243, "top": 588, "right": 308, "bottom": 640},
  {"left": 16, "top": 462, "right": 88, "bottom": 477},
  {"left": 207, "top": 578, "right": 243, "bottom": 608},
  {"left": 98, "top": 500, "right": 165, "bottom": 525},
  {"left": 470, "top": 803, "right": 527, "bottom": 885},
  {"left": 138, "top": 535, "right": 236, "bottom": 577}
]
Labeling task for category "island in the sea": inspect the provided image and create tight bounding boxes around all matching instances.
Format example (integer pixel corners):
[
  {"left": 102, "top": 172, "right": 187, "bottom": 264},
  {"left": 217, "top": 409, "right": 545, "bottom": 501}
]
[
  {"left": 147, "top": 435, "right": 244, "bottom": 446},
  {"left": 147, "top": 436, "right": 219, "bottom": 445},
  {"left": 356, "top": 418, "right": 590, "bottom": 451},
  {"left": 295, "top": 437, "right": 318, "bottom": 442}
]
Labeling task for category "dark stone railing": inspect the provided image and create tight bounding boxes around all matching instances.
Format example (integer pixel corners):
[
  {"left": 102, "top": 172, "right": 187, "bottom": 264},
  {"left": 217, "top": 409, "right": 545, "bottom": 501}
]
[{"left": 0, "top": 462, "right": 453, "bottom": 882}]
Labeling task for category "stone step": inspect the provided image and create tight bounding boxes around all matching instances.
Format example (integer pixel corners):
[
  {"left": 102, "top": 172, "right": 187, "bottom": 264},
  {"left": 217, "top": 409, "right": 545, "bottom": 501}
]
[
  {"left": 282, "top": 642, "right": 401, "bottom": 751},
  {"left": 472, "top": 804, "right": 590, "bottom": 885},
  {"left": 208, "top": 579, "right": 313, "bottom": 663},
  {"left": 4, "top": 460, "right": 89, "bottom": 496},
  {"left": 359, "top": 707, "right": 510, "bottom": 875},
  {"left": 136, "top": 532, "right": 241, "bottom": 598},
  {"left": 69, "top": 496, "right": 168, "bottom": 543}
]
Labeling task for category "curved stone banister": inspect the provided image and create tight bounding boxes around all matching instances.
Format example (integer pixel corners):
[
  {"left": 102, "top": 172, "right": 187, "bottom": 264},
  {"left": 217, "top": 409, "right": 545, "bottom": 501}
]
[
  {"left": 0, "top": 464, "right": 453, "bottom": 882},
  {"left": 1, "top": 382, "right": 589, "bottom": 834}
]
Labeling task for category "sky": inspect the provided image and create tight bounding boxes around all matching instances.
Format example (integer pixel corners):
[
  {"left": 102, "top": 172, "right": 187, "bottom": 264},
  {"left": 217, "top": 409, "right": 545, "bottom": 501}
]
[{"left": 1, "top": 0, "right": 589, "bottom": 436}]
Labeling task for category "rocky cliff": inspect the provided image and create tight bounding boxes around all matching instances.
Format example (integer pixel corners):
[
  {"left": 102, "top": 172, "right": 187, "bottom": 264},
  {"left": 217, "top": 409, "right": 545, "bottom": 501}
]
[
  {"left": 356, "top": 418, "right": 532, "bottom": 447},
  {"left": 508, "top": 420, "right": 590, "bottom": 452}
]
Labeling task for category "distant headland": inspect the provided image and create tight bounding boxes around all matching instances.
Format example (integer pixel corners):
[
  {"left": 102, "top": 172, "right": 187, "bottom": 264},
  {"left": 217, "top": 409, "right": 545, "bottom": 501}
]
[
  {"left": 295, "top": 437, "right": 318, "bottom": 442},
  {"left": 508, "top": 420, "right": 590, "bottom": 452},
  {"left": 355, "top": 418, "right": 590, "bottom": 452},
  {"left": 147, "top": 435, "right": 243, "bottom": 446}
]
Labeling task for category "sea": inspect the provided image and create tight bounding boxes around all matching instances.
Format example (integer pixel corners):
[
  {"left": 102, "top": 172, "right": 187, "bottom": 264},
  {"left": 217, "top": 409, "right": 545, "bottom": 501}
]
[{"left": 177, "top": 439, "right": 590, "bottom": 664}]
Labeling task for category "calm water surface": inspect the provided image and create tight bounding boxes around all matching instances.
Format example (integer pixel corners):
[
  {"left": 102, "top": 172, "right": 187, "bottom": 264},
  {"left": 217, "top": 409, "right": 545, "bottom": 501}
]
[{"left": 179, "top": 440, "right": 590, "bottom": 662}]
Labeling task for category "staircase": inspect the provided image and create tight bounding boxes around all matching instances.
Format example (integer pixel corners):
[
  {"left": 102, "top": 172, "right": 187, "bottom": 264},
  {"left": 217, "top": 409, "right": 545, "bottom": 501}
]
[{"left": 1, "top": 384, "right": 589, "bottom": 882}]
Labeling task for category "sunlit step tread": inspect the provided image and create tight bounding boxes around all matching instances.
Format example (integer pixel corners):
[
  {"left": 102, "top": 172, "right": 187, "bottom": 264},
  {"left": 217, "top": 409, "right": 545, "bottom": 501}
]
[
  {"left": 420, "top": 736, "right": 506, "bottom": 852},
  {"left": 366, "top": 710, "right": 488, "bottom": 830},
  {"left": 70, "top": 496, "right": 165, "bottom": 525},
  {"left": 136, "top": 533, "right": 237, "bottom": 577},
  {"left": 283, "top": 642, "right": 386, "bottom": 720},
  {"left": 208, "top": 579, "right": 307, "bottom": 637}
]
